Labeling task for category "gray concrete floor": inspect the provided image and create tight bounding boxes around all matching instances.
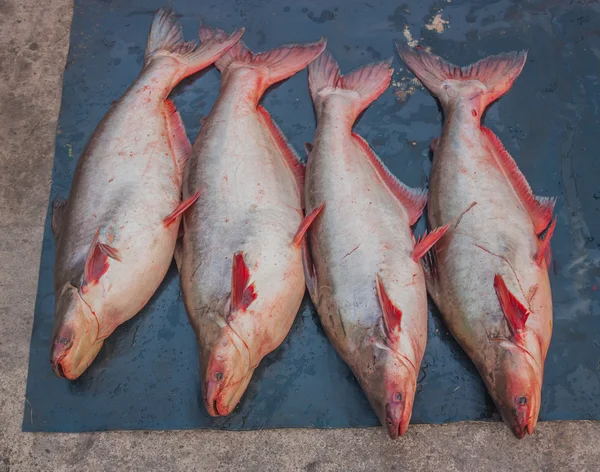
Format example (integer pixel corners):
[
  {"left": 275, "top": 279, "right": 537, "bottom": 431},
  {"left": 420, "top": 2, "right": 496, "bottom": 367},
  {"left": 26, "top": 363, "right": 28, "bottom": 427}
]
[{"left": 1, "top": 1, "right": 599, "bottom": 470}]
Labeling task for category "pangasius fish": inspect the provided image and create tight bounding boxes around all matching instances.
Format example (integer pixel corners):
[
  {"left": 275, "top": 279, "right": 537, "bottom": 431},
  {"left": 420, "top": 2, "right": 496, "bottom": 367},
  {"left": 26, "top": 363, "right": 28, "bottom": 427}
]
[
  {"left": 179, "top": 27, "right": 326, "bottom": 416},
  {"left": 303, "top": 50, "right": 452, "bottom": 438},
  {"left": 396, "top": 44, "right": 555, "bottom": 438},
  {"left": 50, "top": 9, "right": 243, "bottom": 379}
]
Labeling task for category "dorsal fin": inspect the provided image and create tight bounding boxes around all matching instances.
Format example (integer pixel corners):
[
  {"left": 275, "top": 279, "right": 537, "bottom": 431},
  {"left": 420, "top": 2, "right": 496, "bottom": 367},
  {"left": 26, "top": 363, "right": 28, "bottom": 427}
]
[
  {"left": 352, "top": 133, "right": 427, "bottom": 225},
  {"left": 494, "top": 274, "right": 530, "bottom": 339},
  {"left": 536, "top": 217, "right": 556, "bottom": 267},
  {"left": 257, "top": 105, "right": 305, "bottom": 201},
  {"left": 413, "top": 201, "right": 477, "bottom": 261},
  {"left": 376, "top": 274, "right": 402, "bottom": 344},
  {"left": 163, "top": 190, "right": 201, "bottom": 227},
  {"left": 481, "top": 127, "right": 555, "bottom": 234},
  {"left": 293, "top": 202, "right": 325, "bottom": 247},
  {"left": 163, "top": 99, "right": 192, "bottom": 173},
  {"left": 230, "top": 252, "right": 257, "bottom": 314},
  {"left": 411, "top": 221, "right": 452, "bottom": 261}
]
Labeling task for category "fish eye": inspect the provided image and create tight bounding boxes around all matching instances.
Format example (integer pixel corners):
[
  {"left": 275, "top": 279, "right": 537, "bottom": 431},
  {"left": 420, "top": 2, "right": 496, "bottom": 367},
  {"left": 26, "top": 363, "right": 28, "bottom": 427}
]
[
  {"left": 517, "top": 396, "right": 527, "bottom": 406},
  {"left": 214, "top": 371, "right": 223, "bottom": 381},
  {"left": 394, "top": 392, "right": 403, "bottom": 402}
]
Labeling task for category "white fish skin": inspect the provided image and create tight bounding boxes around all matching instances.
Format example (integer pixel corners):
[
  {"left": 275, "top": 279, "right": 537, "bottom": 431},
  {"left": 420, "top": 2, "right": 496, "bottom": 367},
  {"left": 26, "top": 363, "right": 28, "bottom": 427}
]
[
  {"left": 397, "top": 44, "right": 555, "bottom": 439},
  {"left": 50, "top": 9, "right": 243, "bottom": 380},
  {"left": 304, "top": 50, "right": 439, "bottom": 439},
  {"left": 180, "top": 28, "right": 326, "bottom": 416}
]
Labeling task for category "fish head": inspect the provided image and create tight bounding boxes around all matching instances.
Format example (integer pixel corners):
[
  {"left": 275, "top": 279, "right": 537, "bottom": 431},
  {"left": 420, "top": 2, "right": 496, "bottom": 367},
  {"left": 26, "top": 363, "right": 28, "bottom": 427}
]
[
  {"left": 201, "top": 325, "right": 252, "bottom": 417},
  {"left": 357, "top": 340, "right": 417, "bottom": 439},
  {"left": 490, "top": 344, "right": 541, "bottom": 439},
  {"left": 382, "top": 361, "right": 415, "bottom": 440},
  {"left": 50, "top": 283, "right": 101, "bottom": 380}
]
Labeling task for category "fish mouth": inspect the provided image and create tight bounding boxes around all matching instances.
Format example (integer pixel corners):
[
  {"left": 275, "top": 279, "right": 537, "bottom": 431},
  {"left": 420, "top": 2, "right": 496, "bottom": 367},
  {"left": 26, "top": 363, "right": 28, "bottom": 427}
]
[
  {"left": 384, "top": 402, "right": 408, "bottom": 439},
  {"left": 511, "top": 415, "right": 536, "bottom": 439},
  {"left": 512, "top": 423, "right": 529, "bottom": 440},
  {"left": 386, "top": 417, "right": 400, "bottom": 440},
  {"left": 385, "top": 414, "right": 408, "bottom": 439},
  {"left": 204, "top": 378, "right": 225, "bottom": 417},
  {"left": 51, "top": 354, "right": 67, "bottom": 379}
]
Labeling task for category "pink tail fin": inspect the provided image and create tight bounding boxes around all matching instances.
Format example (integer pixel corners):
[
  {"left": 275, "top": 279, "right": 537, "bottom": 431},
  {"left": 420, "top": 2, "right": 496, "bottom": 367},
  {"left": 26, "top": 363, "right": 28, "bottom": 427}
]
[
  {"left": 396, "top": 44, "right": 526, "bottom": 110},
  {"left": 200, "top": 25, "right": 326, "bottom": 97},
  {"left": 481, "top": 126, "right": 555, "bottom": 234},
  {"left": 308, "top": 50, "right": 393, "bottom": 122},
  {"left": 145, "top": 9, "right": 244, "bottom": 80}
]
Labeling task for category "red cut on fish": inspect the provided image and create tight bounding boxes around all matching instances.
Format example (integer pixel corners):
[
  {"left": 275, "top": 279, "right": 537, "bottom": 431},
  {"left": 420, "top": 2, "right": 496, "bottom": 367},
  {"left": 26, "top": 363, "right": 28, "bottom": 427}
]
[
  {"left": 49, "top": 9, "right": 243, "bottom": 380},
  {"left": 397, "top": 44, "right": 555, "bottom": 438},
  {"left": 304, "top": 50, "right": 448, "bottom": 439},
  {"left": 180, "top": 27, "right": 326, "bottom": 417}
]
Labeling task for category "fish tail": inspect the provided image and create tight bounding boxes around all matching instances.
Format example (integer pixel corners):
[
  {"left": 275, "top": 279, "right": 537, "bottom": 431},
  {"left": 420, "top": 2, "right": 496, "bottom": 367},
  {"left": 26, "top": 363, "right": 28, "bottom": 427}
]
[
  {"left": 145, "top": 9, "right": 244, "bottom": 79},
  {"left": 308, "top": 50, "right": 393, "bottom": 122},
  {"left": 395, "top": 44, "right": 527, "bottom": 111},
  {"left": 200, "top": 25, "right": 326, "bottom": 98}
]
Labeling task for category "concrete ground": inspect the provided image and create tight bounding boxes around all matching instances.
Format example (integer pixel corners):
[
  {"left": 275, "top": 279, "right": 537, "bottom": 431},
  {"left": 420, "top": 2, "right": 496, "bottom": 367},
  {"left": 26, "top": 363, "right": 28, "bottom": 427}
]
[{"left": 1, "top": 0, "right": 599, "bottom": 470}]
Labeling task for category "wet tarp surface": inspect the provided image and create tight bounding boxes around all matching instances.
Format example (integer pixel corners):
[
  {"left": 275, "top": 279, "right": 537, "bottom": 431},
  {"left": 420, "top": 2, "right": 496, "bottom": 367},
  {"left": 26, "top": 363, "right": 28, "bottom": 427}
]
[{"left": 24, "top": 0, "right": 600, "bottom": 432}]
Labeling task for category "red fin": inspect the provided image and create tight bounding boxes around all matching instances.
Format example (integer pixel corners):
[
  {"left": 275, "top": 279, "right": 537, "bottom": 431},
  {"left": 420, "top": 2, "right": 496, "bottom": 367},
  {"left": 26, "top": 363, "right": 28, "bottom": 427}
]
[
  {"left": 231, "top": 252, "right": 257, "bottom": 313},
  {"left": 163, "top": 99, "right": 192, "bottom": 172},
  {"left": 430, "top": 137, "right": 440, "bottom": 153},
  {"left": 163, "top": 190, "right": 201, "bottom": 227},
  {"left": 352, "top": 133, "right": 427, "bottom": 225},
  {"left": 146, "top": 11, "right": 244, "bottom": 79},
  {"left": 481, "top": 127, "right": 555, "bottom": 234},
  {"left": 494, "top": 274, "right": 530, "bottom": 338},
  {"left": 84, "top": 229, "right": 120, "bottom": 286},
  {"left": 256, "top": 105, "right": 305, "bottom": 198},
  {"left": 421, "top": 202, "right": 477, "bottom": 285},
  {"left": 396, "top": 44, "right": 527, "bottom": 110},
  {"left": 376, "top": 274, "right": 402, "bottom": 344},
  {"left": 536, "top": 217, "right": 557, "bottom": 267},
  {"left": 293, "top": 203, "right": 325, "bottom": 247},
  {"left": 302, "top": 238, "right": 318, "bottom": 303},
  {"left": 308, "top": 50, "right": 393, "bottom": 122},
  {"left": 411, "top": 221, "right": 451, "bottom": 261},
  {"left": 98, "top": 243, "right": 122, "bottom": 262},
  {"left": 200, "top": 26, "right": 325, "bottom": 97}
]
